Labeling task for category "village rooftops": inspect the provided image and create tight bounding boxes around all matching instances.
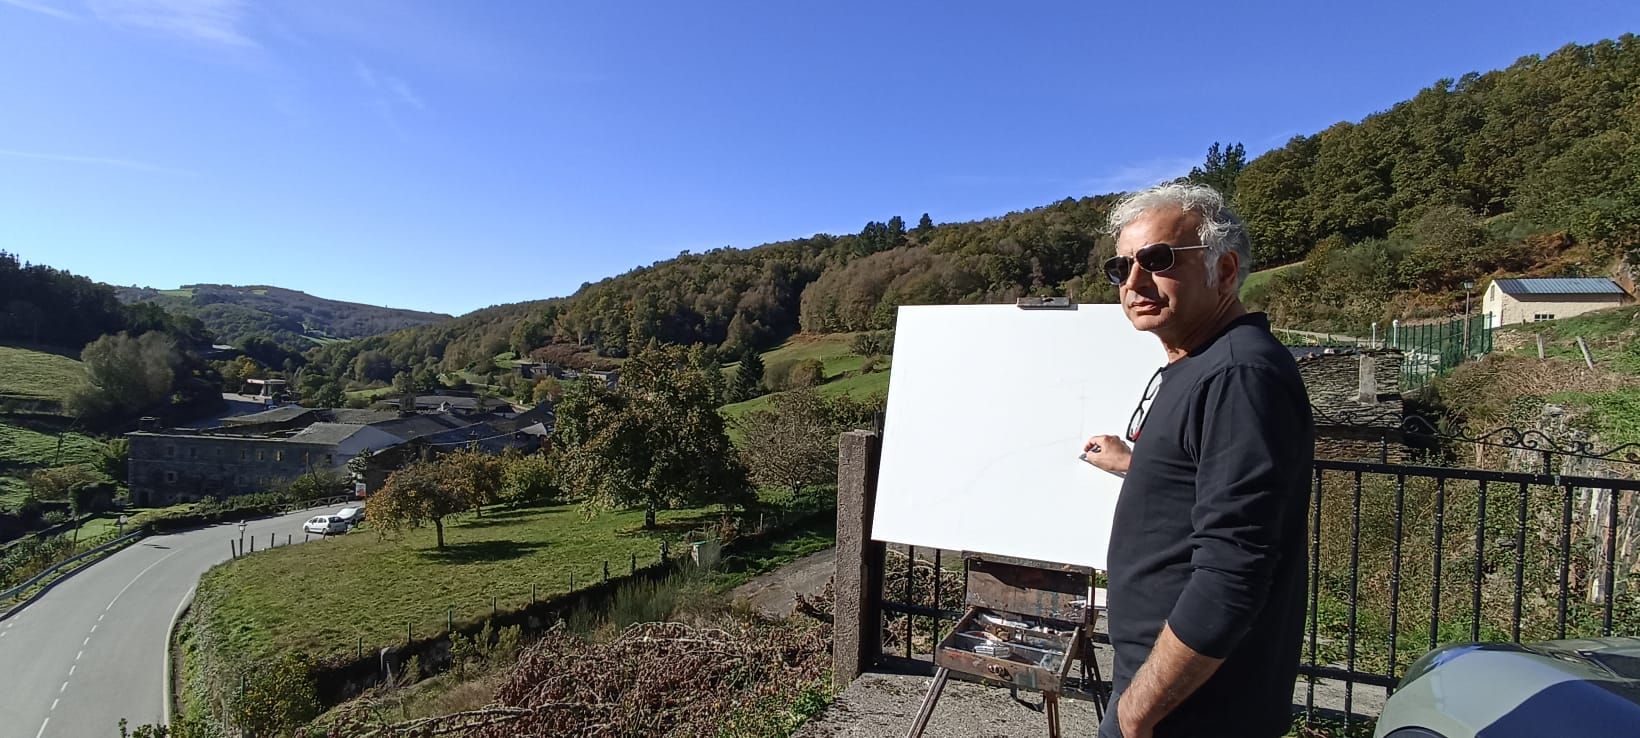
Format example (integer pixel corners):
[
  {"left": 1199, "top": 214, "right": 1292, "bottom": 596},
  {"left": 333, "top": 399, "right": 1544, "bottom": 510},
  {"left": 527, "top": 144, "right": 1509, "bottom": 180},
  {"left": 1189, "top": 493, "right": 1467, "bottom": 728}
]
[{"left": 1492, "top": 277, "right": 1627, "bottom": 296}]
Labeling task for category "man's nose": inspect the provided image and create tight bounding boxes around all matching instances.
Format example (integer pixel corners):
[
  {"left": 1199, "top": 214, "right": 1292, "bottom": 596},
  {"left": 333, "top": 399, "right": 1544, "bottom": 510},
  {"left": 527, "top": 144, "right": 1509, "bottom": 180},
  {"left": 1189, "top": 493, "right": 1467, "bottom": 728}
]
[{"left": 1121, "top": 258, "right": 1149, "bottom": 292}]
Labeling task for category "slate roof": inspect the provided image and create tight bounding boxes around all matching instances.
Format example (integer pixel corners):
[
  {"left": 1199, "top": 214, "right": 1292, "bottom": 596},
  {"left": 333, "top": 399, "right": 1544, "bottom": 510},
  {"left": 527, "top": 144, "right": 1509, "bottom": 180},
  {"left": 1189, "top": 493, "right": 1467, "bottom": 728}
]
[
  {"left": 220, "top": 405, "right": 313, "bottom": 425},
  {"left": 370, "top": 413, "right": 471, "bottom": 441},
  {"left": 1494, "top": 278, "right": 1627, "bottom": 296},
  {"left": 287, "top": 422, "right": 373, "bottom": 446}
]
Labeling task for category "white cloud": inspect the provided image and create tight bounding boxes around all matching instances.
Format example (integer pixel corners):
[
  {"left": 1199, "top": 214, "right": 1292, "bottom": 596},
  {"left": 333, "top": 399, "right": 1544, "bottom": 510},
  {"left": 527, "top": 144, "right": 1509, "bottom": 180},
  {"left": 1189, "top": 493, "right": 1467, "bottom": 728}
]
[
  {"left": 0, "top": 148, "right": 196, "bottom": 175},
  {"left": 89, "top": 0, "right": 255, "bottom": 48},
  {"left": 0, "top": 0, "right": 77, "bottom": 21},
  {"left": 355, "top": 62, "right": 428, "bottom": 139},
  {"left": 1078, "top": 156, "right": 1199, "bottom": 195}
]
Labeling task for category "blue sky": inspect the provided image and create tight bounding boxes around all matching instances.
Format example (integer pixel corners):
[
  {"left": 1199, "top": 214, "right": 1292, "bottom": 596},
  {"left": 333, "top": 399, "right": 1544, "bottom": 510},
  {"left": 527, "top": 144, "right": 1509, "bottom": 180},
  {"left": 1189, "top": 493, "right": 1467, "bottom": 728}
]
[{"left": 2, "top": 1, "right": 1637, "bottom": 316}]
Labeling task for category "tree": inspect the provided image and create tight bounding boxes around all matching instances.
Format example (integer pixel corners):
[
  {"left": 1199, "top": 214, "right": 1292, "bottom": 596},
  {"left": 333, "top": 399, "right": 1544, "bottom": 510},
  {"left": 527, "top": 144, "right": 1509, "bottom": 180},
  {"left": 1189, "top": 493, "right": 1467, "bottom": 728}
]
[
  {"left": 729, "top": 350, "right": 764, "bottom": 403},
  {"left": 786, "top": 358, "right": 824, "bottom": 388},
  {"left": 67, "top": 331, "right": 181, "bottom": 421},
  {"left": 229, "top": 652, "right": 319, "bottom": 736},
  {"left": 310, "top": 382, "right": 345, "bottom": 408},
  {"left": 366, "top": 461, "right": 469, "bottom": 548},
  {"left": 501, "top": 452, "right": 556, "bottom": 505},
  {"left": 734, "top": 389, "right": 877, "bottom": 495},
  {"left": 915, "top": 213, "right": 935, "bottom": 238},
  {"left": 531, "top": 377, "right": 562, "bottom": 405},
  {"left": 99, "top": 438, "right": 130, "bottom": 485},
  {"left": 553, "top": 342, "right": 751, "bottom": 528},
  {"left": 442, "top": 447, "right": 506, "bottom": 515},
  {"left": 1188, "top": 141, "right": 1248, "bottom": 198},
  {"left": 26, "top": 464, "right": 99, "bottom": 501}
]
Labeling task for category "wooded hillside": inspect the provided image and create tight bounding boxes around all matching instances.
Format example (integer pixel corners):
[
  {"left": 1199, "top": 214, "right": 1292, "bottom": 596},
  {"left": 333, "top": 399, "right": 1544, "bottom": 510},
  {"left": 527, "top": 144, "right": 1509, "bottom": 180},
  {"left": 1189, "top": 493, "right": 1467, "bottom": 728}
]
[{"left": 305, "top": 36, "right": 1640, "bottom": 376}]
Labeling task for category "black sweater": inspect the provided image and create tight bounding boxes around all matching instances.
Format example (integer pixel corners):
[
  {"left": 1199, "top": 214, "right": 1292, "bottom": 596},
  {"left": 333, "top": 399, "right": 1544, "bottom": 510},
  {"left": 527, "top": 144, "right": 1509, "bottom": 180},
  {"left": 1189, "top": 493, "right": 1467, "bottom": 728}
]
[{"left": 1103, "top": 313, "right": 1314, "bottom": 738}]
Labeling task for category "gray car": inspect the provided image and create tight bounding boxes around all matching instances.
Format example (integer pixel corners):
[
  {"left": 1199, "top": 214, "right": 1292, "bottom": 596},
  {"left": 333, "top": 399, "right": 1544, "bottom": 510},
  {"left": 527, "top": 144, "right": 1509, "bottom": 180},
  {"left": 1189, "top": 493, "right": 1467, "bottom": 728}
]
[{"left": 1374, "top": 636, "right": 1640, "bottom": 738}]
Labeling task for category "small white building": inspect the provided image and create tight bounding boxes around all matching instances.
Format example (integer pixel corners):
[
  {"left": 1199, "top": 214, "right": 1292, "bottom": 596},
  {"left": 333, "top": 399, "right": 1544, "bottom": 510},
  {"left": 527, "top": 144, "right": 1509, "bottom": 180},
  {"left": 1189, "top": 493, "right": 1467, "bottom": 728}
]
[{"left": 1482, "top": 277, "right": 1632, "bottom": 327}]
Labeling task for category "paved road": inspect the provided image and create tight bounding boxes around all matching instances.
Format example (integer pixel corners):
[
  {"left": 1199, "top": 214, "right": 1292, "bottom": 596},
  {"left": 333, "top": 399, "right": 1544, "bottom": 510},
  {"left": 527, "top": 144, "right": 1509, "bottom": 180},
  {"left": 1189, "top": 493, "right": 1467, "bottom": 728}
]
[{"left": 0, "top": 506, "right": 339, "bottom": 738}]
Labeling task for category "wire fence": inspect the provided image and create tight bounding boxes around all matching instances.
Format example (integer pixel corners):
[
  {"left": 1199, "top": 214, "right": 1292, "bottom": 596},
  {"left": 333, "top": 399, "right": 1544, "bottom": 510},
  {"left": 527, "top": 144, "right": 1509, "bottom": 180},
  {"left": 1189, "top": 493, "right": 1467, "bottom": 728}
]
[{"left": 1387, "top": 313, "right": 1494, "bottom": 390}]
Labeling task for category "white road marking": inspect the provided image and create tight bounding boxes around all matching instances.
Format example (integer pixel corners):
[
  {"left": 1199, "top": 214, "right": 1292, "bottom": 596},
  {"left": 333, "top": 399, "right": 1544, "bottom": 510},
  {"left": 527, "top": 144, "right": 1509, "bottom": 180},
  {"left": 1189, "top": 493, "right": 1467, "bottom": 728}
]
[
  {"left": 59, "top": 681, "right": 67, "bottom": 694},
  {"left": 82, "top": 637, "right": 89, "bottom": 646},
  {"left": 69, "top": 665, "right": 75, "bottom": 676},
  {"left": 50, "top": 698, "right": 58, "bottom": 711},
  {"left": 76, "top": 650, "right": 82, "bottom": 661},
  {"left": 104, "top": 547, "right": 185, "bottom": 613},
  {"left": 97, "top": 613, "right": 104, "bottom": 622},
  {"left": 1, "top": 631, "right": 7, "bottom": 638},
  {"left": 89, "top": 625, "right": 96, "bottom": 633},
  {"left": 35, "top": 717, "right": 47, "bottom": 738}
]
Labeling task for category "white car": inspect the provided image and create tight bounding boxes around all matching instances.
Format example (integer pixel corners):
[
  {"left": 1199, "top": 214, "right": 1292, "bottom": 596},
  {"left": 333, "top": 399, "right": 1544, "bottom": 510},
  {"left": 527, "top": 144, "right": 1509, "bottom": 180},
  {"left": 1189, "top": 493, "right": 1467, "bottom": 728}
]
[{"left": 303, "top": 515, "right": 349, "bottom": 535}]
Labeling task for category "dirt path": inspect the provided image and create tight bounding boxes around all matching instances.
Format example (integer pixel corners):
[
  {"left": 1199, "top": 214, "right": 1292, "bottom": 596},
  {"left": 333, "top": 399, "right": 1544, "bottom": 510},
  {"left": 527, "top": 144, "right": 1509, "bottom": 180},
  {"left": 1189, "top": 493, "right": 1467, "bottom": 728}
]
[{"left": 730, "top": 548, "right": 835, "bottom": 618}]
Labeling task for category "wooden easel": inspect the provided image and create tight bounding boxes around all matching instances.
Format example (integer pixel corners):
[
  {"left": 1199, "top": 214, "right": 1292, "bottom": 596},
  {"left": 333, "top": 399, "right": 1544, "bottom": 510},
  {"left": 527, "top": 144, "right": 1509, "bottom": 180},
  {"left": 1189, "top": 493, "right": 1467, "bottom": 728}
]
[{"left": 904, "top": 554, "right": 1106, "bottom": 738}]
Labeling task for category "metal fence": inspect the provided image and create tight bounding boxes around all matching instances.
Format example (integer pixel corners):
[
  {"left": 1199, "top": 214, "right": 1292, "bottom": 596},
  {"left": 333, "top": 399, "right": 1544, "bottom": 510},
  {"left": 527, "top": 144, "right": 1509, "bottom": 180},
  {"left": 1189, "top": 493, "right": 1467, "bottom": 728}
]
[
  {"left": 868, "top": 423, "right": 1640, "bottom": 730},
  {"left": 1388, "top": 313, "right": 1494, "bottom": 390}
]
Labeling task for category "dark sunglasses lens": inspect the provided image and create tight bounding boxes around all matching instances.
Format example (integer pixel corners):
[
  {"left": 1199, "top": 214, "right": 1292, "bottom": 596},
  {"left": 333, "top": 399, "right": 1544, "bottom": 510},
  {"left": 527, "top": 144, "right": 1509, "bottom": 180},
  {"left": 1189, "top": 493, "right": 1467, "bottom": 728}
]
[
  {"left": 1103, "top": 256, "right": 1132, "bottom": 285},
  {"left": 1135, "top": 243, "right": 1177, "bottom": 273}
]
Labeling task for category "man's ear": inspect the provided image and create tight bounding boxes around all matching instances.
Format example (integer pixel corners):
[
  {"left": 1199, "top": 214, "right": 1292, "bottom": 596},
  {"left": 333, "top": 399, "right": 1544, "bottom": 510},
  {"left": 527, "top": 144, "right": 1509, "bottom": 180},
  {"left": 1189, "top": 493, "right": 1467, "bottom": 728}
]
[{"left": 1217, "top": 251, "right": 1241, "bottom": 296}]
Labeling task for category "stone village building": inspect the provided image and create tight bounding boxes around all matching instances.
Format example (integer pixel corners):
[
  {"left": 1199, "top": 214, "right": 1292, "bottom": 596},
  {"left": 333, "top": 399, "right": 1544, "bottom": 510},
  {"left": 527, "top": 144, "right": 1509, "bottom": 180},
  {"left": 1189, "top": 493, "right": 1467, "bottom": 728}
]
[{"left": 127, "top": 400, "right": 552, "bottom": 506}]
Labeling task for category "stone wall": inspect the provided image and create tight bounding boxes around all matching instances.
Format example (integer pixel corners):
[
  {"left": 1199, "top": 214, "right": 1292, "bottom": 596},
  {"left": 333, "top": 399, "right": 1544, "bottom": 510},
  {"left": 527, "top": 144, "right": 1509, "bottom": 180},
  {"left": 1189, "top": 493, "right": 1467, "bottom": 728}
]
[
  {"left": 1296, "top": 349, "right": 1407, "bottom": 462},
  {"left": 127, "top": 433, "right": 332, "bottom": 505}
]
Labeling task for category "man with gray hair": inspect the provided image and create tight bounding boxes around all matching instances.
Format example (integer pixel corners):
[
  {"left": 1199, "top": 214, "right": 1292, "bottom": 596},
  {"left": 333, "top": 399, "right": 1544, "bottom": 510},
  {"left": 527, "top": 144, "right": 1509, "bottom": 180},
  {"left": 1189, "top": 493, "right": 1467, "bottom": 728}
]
[{"left": 1082, "top": 182, "right": 1313, "bottom": 737}]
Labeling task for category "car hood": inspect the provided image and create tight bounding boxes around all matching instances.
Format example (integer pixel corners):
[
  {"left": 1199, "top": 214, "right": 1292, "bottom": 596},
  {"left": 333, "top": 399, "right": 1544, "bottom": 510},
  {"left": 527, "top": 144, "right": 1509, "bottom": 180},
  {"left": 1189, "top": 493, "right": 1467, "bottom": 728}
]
[{"left": 1383, "top": 638, "right": 1640, "bottom": 738}]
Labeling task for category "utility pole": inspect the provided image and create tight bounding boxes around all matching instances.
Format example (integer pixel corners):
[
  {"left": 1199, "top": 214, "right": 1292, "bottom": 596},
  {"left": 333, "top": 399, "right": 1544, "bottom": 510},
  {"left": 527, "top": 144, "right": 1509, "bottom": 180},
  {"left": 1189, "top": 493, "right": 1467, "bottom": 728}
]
[{"left": 1462, "top": 280, "right": 1475, "bottom": 360}]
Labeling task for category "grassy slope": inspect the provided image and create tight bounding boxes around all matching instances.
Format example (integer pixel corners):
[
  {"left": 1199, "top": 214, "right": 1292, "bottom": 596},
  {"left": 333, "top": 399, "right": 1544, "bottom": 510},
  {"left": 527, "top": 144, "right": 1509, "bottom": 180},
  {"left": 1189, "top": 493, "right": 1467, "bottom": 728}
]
[
  {"left": 1486, "top": 305, "right": 1640, "bottom": 448},
  {"left": 192, "top": 504, "right": 723, "bottom": 664},
  {"left": 0, "top": 345, "right": 85, "bottom": 405},
  {"left": 719, "top": 332, "right": 891, "bottom": 444},
  {"left": 0, "top": 345, "right": 107, "bottom": 506},
  {"left": 1239, "top": 260, "right": 1305, "bottom": 301}
]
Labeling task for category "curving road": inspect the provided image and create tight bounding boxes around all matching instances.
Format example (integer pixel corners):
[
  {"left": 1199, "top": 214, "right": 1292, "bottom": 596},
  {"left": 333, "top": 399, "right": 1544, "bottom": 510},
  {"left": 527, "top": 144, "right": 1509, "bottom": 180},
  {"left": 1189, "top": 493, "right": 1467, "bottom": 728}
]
[{"left": 0, "top": 506, "right": 339, "bottom": 738}]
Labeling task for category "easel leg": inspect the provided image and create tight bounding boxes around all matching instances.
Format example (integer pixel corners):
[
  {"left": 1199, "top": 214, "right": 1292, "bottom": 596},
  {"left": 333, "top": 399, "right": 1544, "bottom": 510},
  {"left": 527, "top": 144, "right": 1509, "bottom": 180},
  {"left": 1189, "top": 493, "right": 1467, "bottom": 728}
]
[
  {"left": 905, "top": 667, "right": 951, "bottom": 738},
  {"left": 1044, "top": 692, "right": 1061, "bottom": 738}
]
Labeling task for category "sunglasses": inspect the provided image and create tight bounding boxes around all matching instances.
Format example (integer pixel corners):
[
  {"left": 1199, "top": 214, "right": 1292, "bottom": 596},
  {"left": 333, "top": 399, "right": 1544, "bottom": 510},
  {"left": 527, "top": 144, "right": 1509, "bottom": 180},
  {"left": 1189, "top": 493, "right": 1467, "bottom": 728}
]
[
  {"left": 1126, "top": 367, "right": 1164, "bottom": 443},
  {"left": 1103, "top": 243, "right": 1211, "bottom": 285}
]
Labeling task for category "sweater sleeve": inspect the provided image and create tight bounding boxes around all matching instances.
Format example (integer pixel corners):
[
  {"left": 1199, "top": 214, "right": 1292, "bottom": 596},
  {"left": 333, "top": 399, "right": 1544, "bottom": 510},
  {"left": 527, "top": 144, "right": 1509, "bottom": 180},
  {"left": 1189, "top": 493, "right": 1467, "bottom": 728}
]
[{"left": 1166, "top": 365, "right": 1307, "bottom": 659}]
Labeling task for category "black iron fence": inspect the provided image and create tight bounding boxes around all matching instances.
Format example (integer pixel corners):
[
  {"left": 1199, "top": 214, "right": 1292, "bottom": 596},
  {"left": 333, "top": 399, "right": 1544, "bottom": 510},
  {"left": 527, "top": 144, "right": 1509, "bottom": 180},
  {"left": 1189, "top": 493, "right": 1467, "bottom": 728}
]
[{"left": 867, "top": 424, "right": 1640, "bottom": 731}]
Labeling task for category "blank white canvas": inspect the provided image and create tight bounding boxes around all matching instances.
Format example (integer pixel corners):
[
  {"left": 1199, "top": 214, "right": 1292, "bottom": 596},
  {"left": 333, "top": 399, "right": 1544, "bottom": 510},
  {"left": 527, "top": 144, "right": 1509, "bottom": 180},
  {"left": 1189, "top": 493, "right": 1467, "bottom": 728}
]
[{"left": 871, "top": 304, "right": 1167, "bottom": 570}]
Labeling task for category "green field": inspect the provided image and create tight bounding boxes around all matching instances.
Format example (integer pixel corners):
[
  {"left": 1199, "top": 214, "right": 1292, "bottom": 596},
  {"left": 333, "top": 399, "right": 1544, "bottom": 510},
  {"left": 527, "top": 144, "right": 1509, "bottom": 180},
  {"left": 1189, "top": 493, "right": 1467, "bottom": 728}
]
[
  {"left": 1498, "top": 305, "right": 1640, "bottom": 372},
  {"left": 723, "top": 332, "right": 877, "bottom": 381},
  {"left": 1239, "top": 260, "right": 1305, "bottom": 302},
  {"left": 0, "top": 424, "right": 109, "bottom": 509},
  {"left": 0, "top": 345, "right": 85, "bottom": 406},
  {"left": 187, "top": 503, "right": 725, "bottom": 665}
]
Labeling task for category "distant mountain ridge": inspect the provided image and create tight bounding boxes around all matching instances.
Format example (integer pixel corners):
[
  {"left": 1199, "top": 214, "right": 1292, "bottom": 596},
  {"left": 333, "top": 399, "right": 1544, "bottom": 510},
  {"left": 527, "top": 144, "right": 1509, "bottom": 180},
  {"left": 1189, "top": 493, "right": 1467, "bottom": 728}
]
[{"left": 113, "top": 283, "right": 451, "bottom": 353}]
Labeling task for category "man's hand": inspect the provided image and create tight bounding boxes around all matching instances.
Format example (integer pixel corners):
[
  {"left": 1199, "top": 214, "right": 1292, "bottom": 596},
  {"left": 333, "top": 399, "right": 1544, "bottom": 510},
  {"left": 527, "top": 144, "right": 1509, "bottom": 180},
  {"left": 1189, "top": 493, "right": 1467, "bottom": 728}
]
[{"left": 1081, "top": 434, "right": 1132, "bottom": 475}]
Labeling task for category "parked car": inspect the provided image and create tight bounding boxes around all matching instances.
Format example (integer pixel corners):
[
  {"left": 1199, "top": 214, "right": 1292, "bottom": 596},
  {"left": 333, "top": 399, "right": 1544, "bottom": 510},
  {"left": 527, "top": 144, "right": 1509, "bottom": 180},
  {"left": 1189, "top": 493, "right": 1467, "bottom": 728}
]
[
  {"left": 335, "top": 506, "right": 363, "bottom": 528},
  {"left": 303, "top": 515, "right": 349, "bottom": 535},
  {"left": 1374, "top": 636, "right": 1640, "bottom": 738}
]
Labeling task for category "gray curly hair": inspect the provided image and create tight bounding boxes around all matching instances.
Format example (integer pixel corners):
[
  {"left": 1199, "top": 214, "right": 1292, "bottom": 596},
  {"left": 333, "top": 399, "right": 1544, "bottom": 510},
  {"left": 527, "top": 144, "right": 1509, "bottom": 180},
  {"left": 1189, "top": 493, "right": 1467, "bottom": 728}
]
[{"left": 1106, "top": 182, "right": 1251, "bottom": 290}]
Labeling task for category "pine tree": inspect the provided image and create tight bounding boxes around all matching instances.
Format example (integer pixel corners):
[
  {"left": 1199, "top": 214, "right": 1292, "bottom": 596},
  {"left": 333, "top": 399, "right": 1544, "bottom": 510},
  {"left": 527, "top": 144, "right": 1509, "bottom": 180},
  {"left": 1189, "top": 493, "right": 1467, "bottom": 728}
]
[
  {"left": 730, "top": 350, "right": 764, "bottom": 403},
  {"left": 915, "top": 213, "right": 935, "bottom": 238}
]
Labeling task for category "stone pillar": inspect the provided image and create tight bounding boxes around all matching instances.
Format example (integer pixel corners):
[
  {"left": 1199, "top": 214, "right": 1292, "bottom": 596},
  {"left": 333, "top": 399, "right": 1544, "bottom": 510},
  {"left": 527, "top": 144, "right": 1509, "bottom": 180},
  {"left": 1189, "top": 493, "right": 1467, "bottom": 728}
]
[
  {"left": 1356, "top": 353, "right": 1377, "bottom": 405},
  {"left": 833, "top": 429, "right": 884, "bottom": 692}
]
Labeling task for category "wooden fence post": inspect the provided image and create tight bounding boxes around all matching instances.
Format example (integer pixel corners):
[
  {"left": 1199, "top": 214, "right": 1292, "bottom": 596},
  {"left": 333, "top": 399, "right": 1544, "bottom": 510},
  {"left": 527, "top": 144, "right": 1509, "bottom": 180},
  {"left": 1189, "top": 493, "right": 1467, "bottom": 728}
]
[{"left": 833, "top": 429, "right": 884, "bottom": 693}]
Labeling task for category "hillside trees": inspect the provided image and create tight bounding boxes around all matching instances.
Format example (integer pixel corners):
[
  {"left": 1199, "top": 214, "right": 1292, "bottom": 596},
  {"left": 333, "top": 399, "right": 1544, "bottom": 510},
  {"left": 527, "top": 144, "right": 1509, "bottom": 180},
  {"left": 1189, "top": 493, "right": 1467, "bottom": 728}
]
[
  {"left": 1232, "top": 36, "right": 1640, "bottom": 267},
  {"left": 553, "top": 342, "right": 751, "bottom": 528},
  {"left": 1187, "top": 141, "right": 1248, "bottom": 197}
]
